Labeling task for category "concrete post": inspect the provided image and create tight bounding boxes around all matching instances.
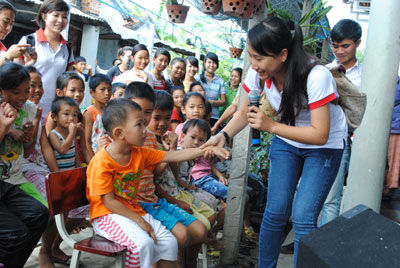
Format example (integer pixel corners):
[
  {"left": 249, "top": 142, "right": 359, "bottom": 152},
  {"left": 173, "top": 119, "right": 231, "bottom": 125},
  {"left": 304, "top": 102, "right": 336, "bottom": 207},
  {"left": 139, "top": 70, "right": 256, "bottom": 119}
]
[
  {"left": 80, "top": 24, "right": 100, "bottom": 108},
  {"left": 220, "top": 3, "right": 267, "bottom": 265},
  {"left": 341, "top": 0, "right": 400, "bottom": 213}
]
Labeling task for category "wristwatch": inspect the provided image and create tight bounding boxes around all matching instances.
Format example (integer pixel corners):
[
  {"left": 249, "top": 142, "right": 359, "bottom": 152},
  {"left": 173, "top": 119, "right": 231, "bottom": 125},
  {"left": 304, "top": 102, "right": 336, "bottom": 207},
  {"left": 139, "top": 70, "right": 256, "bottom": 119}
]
[{"left": 3, "top": 56, "right": 11, "bottom": 62}]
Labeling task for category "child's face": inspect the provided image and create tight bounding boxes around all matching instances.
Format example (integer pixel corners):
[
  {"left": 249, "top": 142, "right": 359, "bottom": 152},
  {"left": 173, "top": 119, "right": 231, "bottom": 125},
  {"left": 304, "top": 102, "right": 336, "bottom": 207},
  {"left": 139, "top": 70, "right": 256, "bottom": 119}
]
[
  {"left": 172, "top": 90, "right": 184, "bottom": 109},
  {"left": 120, "top": 50, "right": 132, "bottom": 65},
  {"left": 205, "top": 58, "right": 218, "bottom": 74},
  {"left": 28, "top": 72, "right": 43, "bottom": 105},
  {"left": 230, "top": 70, "right": 241, "bottom": 87},
  {"left": 191, "top": 85, "right": 205, "bottom": 96},
  {"left": 0, "top": 79, "right": 30, "bottom": 110},
  {"left": 111, "top": 87, "right": 124, "bottom": 100},
  {"left": 91, "top": 82, "right": 111, "bottom": 105},
  {"left": 129, "top": 97, "right": 154, "bottom": 126},
  {"left": 153, "top": 55, "right": 169, "bottom": 73},
  {"left": 182, "top": 126, "right": 207, "bottom": 149},
  {"left": 74, "top": 61, "right": 86, "bottom": 73},
  {"left": 122, "top": 109, "right": 146, "bottom": 146},
  {"left": 182, "top": 96, "right": 205, "bottom": 120},
  {"left": 147, "top": 109, "right": 171, "bottom": 137},
  {"left": 61, "top": 79, "right": 85, "bottom": 105},
  {"left": 54, "top": 104, "right": 79, "bottom": 129},
  {"left": 170, "top": 61, "right": 185, "bottom": 80},
  {"left": 132, "top": 50, "right": 149, "bottom": 70}
]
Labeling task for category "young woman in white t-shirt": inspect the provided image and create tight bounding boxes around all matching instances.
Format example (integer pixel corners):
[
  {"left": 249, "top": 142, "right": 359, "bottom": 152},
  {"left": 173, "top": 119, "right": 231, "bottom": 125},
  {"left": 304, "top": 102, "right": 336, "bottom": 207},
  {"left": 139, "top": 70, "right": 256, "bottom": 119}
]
[
  {"left": 203, "top": 17, "right": 347, "bottom": 267},
  {"left": 114, "top": 44, "right": 154, "bottom": 89}
]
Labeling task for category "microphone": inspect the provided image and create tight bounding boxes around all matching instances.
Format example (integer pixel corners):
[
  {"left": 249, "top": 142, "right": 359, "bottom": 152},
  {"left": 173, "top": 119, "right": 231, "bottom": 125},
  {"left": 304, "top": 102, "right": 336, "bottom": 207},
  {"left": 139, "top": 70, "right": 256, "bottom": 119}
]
[{"left": 248, "top": 90, "right": 261, "bottom": 147}]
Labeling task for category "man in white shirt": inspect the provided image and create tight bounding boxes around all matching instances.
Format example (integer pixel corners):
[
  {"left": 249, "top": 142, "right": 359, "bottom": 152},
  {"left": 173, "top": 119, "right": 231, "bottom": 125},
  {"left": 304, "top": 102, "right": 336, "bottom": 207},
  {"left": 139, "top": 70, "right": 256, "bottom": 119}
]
[{"left": 320, "top": 19, "right": 363, "bottom": 225}]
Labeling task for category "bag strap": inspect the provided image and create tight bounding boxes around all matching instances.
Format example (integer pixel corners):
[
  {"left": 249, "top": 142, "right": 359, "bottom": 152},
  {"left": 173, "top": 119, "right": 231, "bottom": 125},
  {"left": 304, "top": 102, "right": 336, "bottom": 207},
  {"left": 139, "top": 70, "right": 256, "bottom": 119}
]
[{"left": 65, "top": 41, "right": 72, "bottom": 72}]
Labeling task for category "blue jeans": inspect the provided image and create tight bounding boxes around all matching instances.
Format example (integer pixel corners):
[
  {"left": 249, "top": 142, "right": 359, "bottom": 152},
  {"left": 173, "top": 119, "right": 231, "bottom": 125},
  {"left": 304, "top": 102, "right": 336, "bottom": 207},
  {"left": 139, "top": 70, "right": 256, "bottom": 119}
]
[
  {"left": 259, "top": 137, "right": 343, "bottom": 268},
  {"left": 191, "top": 174, "right": 228, "bottom": 201},
  {"left": 320, "top": 141, "right": 351, "bottom": 225}
]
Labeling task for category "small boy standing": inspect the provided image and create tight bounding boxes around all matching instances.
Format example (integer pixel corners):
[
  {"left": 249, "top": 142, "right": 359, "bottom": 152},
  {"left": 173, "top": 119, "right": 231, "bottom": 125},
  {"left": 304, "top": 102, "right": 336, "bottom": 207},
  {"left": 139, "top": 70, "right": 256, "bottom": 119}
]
[
  {"left": 73, "top": 56, "right": 92, "bottom": 82},
  {"left": 87, "top": 98, "right": 229, "bottom": 267},
  {"left": 83, "top": 74, "right": 112, "bottom": 158}
]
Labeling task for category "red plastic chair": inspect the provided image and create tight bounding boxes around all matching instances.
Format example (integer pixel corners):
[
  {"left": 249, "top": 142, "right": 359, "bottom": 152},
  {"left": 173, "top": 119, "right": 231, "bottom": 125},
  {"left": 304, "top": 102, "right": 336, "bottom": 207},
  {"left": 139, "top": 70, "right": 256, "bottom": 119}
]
[{"left": 45, "top": 167, "right": 126, "bottom": 268}]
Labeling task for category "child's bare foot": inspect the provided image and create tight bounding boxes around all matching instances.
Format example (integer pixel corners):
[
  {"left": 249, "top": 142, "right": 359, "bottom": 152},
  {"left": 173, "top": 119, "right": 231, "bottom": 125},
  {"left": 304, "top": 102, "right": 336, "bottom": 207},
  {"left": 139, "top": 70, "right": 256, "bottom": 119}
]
[{"left": 38, "top": 250, "right": 55, "bottom": 268}]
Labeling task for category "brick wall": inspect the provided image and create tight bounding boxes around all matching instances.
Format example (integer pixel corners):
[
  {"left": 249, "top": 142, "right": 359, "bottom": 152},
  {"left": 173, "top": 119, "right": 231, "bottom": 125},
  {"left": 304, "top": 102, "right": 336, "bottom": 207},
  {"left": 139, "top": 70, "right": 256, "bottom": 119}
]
[
  {"left": 81, "top": 0, "right": 101, "bottom": 16},
  {"left": 71, "top": 0, "right": 82, "bottom": 10}
]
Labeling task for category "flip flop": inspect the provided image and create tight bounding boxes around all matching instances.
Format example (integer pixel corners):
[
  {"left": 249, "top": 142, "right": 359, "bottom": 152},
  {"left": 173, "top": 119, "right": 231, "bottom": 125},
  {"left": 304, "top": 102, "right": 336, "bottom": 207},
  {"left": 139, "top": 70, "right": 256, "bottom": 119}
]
[{"left": 51, "top": 256, "right": 72, "bottom": 266}]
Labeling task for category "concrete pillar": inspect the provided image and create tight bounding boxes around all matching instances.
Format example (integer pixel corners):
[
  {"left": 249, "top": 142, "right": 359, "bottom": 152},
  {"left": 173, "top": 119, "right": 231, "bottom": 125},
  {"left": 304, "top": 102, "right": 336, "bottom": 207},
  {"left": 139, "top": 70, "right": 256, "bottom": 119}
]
[
  {"left": 342, "top": 0, "right": 400, "bottom": 213},
  {"left": 220, "top": 3, "right": 266, "bottom": 265},
  {"left": 80, "top": 24, "right": 100, "bottom": 108}
]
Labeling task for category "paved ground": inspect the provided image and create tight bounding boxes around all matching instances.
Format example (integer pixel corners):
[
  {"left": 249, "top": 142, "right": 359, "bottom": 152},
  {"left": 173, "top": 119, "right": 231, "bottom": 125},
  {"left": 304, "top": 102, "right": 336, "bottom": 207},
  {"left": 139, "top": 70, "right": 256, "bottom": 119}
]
[{"left": 25, "top": 227, "right": 295, "bottom": 268}]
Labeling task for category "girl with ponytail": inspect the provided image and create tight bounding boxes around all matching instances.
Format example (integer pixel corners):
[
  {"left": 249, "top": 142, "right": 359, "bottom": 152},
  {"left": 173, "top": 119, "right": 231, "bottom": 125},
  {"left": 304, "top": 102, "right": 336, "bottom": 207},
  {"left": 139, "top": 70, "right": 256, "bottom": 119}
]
[{"left": 202, "top": 17, "right": 347, "bottom": 267}]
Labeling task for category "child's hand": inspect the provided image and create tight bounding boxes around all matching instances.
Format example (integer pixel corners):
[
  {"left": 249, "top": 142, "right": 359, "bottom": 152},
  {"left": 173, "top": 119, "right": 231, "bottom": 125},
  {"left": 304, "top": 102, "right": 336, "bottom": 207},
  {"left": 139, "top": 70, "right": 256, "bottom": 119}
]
[
  {"left": 76, "top": 122, "right": 84, "bottom": 133},
  {"left": 187, "top": 184, "right": 197, "bottom": 191},
  {"left": 68, "top": 122, "right": 78, "bottom": 134},
  {"left": 8, "top": 128, "right": 26, "bottom": 142},
  {"left": 211, "top": 124, "right": 218, "bottom": 135},
  {"left": 85, "top": 64, "right": 92, "bottom": 71},
  {"left": 162, "top": 132, "right": 178, "bottom": 151},
  {"left": 33, "top": 106, "right": 42, "bottom": 125},
  {"left": 97, "top": 135, "right": 112, "bottom": 152},
  {"left": 136, "top": 218, "right": 157, "bottom": 243},
  {"left": 134, "top": 70, "right": 148, "bottom": 83},
  {"left": 0, "top": 102, "right": 18, "bottom": 128},
  {"left": 176, "top": 199, "right": 193, "bottom": 214},
  {"left": 22, "top": 122, "right": 34, "bottom": 142},
  {"left": 218, "top": 175, "right": 228, "bottom": 186},
  {"left": 203, "top": 146, "right": 230, "bottom": 160}
]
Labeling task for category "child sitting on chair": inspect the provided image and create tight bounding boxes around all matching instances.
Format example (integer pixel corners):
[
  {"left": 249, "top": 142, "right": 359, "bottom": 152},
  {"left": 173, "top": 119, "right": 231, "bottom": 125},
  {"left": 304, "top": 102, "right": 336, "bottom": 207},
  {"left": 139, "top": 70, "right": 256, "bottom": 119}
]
[{"left": 86, "top": 98, "right": 230, "bottom": 267}]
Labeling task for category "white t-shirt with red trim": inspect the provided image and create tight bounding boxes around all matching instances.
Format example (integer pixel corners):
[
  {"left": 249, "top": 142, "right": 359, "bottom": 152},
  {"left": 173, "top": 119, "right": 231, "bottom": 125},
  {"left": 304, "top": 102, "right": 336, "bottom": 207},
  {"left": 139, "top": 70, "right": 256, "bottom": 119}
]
[
  {"left": 243, "top": 65, "right": 347, "bottom": 149},
  {"left": 18, "top": 29, "right": 75, "bottom": 115},
  {"left": 0, "top": 41, "right": 7, "bottom": 59}
]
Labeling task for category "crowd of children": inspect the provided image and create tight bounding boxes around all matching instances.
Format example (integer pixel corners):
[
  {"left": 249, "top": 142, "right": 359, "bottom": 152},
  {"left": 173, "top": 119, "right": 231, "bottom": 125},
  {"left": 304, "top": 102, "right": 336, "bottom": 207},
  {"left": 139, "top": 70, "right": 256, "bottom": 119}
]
[{"left": 0, "top": 1, "right": 267, "bottom": 267}]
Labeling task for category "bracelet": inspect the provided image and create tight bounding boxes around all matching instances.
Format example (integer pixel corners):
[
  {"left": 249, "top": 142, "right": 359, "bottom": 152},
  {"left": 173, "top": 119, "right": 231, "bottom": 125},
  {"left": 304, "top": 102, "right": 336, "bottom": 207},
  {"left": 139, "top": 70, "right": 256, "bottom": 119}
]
[
  {"left": 3, "top": 56, "right": 11, "bottom": 63},
  {"left": 219, "top": 130, "right": 230, "bottom": 145}
]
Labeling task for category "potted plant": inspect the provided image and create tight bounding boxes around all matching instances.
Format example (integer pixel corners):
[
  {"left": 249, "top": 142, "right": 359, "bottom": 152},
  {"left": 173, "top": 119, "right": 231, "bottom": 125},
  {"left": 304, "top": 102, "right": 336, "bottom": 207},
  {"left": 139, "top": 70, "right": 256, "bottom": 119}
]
[
  {"left": 202, "top": 0, "right": 221, "bottom": 15},
  {"left": 165, "top": 0, "right": 190, "bottom": 23},
  {"left": 228, "top": 36, "right": 245, "bottom": 59}
]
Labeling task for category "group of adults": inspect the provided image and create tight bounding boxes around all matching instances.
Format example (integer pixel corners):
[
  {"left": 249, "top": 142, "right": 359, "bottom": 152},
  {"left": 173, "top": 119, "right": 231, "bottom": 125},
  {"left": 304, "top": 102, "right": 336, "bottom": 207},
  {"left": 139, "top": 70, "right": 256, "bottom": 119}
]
[{"left": 1, "top": 0, "right": 389, "bottom": 266}]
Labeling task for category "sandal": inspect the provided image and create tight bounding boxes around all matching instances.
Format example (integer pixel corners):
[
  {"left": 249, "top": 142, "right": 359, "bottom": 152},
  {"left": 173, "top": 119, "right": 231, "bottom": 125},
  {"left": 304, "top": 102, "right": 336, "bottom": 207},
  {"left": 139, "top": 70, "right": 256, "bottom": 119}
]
[
  {"left": 207, "top": 246, "right": 220, "bottom": 257},
  {"left": 244, "top": 226, "right": 256, "bottom": 240}
]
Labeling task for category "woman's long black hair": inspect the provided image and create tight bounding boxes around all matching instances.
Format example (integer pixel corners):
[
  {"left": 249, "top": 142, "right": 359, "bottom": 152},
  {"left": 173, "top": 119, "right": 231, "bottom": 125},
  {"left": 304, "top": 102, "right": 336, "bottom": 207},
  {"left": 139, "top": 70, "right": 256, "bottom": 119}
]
[{"left": 248, "top": 17, "right": 318, "bottom": 126}]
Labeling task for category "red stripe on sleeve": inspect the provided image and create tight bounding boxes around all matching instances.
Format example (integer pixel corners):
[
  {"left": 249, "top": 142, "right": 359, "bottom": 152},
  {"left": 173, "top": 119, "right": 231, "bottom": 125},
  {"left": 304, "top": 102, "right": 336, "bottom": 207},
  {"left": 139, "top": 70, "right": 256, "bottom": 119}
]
[
  {"left": 243, "top": 83, "right": 250, "bottom": 93},
  {"left": 68, "top": 61, "right": 75, "bottom": 66},
  {"left": 309, "top": 93, "right": 336, "bottom": 110}
]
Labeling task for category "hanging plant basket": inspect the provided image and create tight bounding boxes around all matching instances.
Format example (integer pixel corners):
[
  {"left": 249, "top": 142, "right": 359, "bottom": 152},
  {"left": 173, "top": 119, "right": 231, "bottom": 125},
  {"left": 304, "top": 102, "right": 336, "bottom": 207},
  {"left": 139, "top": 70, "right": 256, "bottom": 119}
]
[
  {"left": 229, "top": 47, "right": 243, "bottom": 59},
  {"left": 166, "top": 4, "right": 190, "bottom": 23},
  {"left": 222, "top": 0, "right": 245, "bottom": 16},
  {"left": 202, "top": 0, "right": 221, "bottom": 15},
  {"left": 236, "top": 0, "right": 263, "bottom": 19}
]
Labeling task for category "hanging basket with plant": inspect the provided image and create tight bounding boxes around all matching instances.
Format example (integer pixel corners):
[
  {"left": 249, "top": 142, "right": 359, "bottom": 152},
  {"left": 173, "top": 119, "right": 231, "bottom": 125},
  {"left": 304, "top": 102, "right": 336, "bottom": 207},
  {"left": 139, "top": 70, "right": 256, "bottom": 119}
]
[
  {"left": 202, "top": 0, "right": 221, "bottom": 15},
  {"left": 222, "top": 0, "right": 245, "bottom": 16},
  {"left": 165, "top": 0, "right": 190, "bottom": 24}
]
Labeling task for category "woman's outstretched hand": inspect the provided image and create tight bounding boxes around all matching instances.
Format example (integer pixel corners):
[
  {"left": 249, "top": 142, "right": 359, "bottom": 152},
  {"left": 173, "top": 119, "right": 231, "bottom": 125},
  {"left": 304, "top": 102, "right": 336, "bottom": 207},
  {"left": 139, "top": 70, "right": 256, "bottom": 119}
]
[
  {"left": 200, "top": 132, "right": 226, "bottom": 149},
  {"left": 247, "top": 106, "right": 274, "bottom": 133}
]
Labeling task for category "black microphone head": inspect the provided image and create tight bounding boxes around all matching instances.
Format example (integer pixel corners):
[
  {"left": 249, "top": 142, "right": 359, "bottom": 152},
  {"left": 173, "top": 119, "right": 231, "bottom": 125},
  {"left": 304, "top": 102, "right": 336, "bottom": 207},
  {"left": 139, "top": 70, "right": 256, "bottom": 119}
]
[{"left": 248, "top": 89, "right": 261, "bottom": 105}]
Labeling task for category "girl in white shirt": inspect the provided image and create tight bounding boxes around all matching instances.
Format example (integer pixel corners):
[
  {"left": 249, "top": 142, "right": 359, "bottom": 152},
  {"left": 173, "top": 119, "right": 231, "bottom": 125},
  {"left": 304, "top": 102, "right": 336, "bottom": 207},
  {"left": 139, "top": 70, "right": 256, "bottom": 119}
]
[
  {"left": 204, "top": 17, "right": 346, "bottom": 268},
  {"left": 114, "top": 44, "right": 154, "bottom": 89}
]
